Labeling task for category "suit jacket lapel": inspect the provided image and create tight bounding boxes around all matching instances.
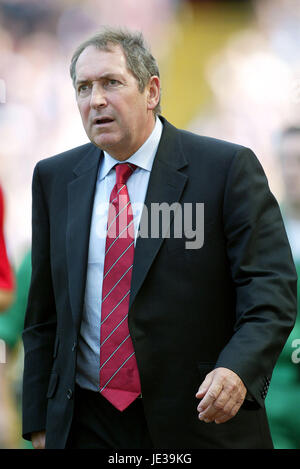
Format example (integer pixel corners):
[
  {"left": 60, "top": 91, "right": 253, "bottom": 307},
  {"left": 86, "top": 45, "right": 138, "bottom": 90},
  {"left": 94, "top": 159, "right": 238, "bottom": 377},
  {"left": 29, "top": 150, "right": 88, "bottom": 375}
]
[
  {"left": 129, "top": 118, "right": 188, "bottom": 310},
  {"left": 66, "top": 144, "right": 101, "bottom": 332}
]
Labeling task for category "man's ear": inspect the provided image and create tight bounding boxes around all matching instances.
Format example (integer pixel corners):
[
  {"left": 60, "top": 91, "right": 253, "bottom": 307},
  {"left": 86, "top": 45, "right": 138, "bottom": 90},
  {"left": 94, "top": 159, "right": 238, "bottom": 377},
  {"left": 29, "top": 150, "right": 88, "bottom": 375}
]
[{"left": 147, "top": 76, "right": 160, "bottom": 111}]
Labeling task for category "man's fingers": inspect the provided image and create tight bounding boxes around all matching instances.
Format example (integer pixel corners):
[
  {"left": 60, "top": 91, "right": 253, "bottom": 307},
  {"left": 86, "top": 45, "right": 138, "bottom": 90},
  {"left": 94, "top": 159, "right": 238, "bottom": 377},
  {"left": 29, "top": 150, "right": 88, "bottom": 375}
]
[
  {"left": 198, "top": 386, "right": 245, "bottom": 423},
  {"left": 195, "top": 373, "right": 213, "bottom": 399},
  {"left": 214, "top": 400, "right": 243, "bottom": 424},
  {"left": 196, "top": 374, "right": 223, "bottom": 412},
  {"left": 199, "top": 383, "right": 223, "bottom": 410},
  {"left": 198, "top": 387, "right": 228, "bottom": 421},
  {"left": 196, "top": 367, "right": 247, "bottom": 424}
]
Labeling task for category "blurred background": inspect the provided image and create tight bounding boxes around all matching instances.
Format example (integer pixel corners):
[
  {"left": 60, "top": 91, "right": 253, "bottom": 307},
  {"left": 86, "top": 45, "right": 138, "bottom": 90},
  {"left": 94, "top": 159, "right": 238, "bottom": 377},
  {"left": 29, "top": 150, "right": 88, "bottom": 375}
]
[{"left": 0, "top": 0, "right": 299, "bottom": 449}]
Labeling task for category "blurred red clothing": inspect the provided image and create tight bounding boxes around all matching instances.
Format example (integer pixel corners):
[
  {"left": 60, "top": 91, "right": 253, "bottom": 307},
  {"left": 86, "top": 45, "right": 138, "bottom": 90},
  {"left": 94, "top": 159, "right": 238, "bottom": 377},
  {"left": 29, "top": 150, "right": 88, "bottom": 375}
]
[{"left": 0, "top": 185, "right": 14, "bottom": 291}]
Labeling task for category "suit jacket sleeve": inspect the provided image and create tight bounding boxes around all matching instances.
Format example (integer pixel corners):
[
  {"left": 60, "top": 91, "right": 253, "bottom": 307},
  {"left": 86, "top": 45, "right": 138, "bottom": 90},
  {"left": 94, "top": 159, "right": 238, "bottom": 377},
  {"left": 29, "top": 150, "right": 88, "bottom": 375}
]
[
  {"left": 215, "top": 147, "right": 297, "bottom": 406},
  {"left": 22, "top": 163, "right": 57, "bottom": 440}
]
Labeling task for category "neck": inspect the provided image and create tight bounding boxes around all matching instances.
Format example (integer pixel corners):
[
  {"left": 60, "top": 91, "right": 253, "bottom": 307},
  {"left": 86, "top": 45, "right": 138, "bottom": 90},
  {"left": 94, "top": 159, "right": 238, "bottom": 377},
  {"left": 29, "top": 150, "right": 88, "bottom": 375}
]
[{"left": 110, "top": 115, "right": 156, "bottom": 161}]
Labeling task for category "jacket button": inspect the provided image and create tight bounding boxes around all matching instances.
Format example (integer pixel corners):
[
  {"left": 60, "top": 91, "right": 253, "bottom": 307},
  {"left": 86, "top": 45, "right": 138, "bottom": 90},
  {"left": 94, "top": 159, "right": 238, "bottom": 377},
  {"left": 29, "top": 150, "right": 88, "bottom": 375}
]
[{"left": 66, "top": 388, "right": 73, "bottom": 400}]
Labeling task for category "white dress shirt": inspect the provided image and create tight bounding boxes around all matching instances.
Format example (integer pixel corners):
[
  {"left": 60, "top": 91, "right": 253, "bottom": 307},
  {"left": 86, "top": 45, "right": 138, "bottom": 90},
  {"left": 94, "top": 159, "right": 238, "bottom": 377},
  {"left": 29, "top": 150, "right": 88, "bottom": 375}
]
[{"left": 76, "top": 117, "right": 163, "bottom": 391}]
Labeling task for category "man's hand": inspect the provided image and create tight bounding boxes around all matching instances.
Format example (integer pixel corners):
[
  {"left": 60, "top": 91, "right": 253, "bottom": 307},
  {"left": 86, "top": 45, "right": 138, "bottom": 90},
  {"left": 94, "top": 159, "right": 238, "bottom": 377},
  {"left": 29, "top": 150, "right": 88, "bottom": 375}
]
[
  {"left": 31, "top": 431, "right": 46, "bottom": 449},
  {"left": 196, "top": 367, "right": 247, "bottom": 424}
]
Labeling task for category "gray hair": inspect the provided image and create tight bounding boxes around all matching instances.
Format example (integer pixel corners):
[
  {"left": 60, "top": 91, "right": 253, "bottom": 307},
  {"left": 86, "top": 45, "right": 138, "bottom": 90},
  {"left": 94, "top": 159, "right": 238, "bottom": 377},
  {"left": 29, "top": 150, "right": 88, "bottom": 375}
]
[{"left": 70, "top": 27, "right": 161, "bottom": 115}]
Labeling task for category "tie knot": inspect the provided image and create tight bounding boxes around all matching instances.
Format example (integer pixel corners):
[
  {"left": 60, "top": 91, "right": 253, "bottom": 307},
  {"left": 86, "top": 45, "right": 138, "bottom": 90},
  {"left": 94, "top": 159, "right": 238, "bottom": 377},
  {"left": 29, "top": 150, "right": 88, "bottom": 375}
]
[{"left": 115, "top": 163, "right": 136, "bottom": 185}]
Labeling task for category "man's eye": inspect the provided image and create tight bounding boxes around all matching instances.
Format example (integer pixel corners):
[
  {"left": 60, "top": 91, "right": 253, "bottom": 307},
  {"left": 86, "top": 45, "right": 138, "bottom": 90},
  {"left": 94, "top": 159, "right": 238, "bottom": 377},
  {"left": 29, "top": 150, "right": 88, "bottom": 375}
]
[
  {"left": 78, "top": 84, "right": 89, "bottom": 93},
  {"left": 107, "top": 79, "right": 119, "bottom": 86}
]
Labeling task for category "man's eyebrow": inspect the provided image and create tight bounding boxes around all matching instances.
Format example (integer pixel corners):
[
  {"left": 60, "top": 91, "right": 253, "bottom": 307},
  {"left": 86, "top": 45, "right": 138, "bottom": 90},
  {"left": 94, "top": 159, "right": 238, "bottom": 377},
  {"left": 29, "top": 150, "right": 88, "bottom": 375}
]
[
  {"left": 75, "top": 79, "right": 88, "bottom": 85},
  {"left": 75, "top": 72, "right": 124, "bottom": 85}
]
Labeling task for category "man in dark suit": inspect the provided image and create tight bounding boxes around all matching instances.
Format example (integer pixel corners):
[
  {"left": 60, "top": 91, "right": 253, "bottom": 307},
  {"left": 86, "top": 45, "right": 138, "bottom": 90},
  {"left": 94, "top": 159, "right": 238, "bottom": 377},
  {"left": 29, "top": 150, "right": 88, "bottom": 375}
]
[{"left": 22, "top": 28, "right": 297, "bottom": 449}]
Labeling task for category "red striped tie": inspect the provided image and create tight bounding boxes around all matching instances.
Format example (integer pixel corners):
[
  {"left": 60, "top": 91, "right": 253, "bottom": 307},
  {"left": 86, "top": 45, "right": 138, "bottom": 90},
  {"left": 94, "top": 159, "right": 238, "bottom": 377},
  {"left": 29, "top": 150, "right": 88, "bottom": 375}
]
[{"left": 99, "top": 163, "right": 141, "bottom": 411}]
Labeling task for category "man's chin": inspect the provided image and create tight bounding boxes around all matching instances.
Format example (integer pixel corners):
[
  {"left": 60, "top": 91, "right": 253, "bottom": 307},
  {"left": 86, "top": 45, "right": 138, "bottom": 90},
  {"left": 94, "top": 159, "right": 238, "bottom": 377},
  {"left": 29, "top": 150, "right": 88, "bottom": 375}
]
[{"left": 90, "top": 134, "right": 115, "bottom": 150}]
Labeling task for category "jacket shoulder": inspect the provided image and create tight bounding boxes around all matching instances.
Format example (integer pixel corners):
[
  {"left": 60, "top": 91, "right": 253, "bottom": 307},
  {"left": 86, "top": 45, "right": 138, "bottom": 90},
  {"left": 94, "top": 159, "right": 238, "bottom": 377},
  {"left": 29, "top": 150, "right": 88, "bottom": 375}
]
[
  {"left": 177, "top": 127, "right": 259, "bottom": 176},
  {"left": 35, "top": 142, "right": 96, "bottom": 172},
  {"left": 161, "top": 118, "right": 248, "bottom": 165},
  {"left": 178, "top": 127, "right": 246, "bottom": 158}
]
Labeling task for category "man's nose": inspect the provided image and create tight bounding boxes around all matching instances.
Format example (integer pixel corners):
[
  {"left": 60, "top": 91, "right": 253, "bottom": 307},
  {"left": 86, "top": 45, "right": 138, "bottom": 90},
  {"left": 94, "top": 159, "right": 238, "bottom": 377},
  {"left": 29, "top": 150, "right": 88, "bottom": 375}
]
[{"left": 90, "top": 84, "right": 107, "bottom": 109}]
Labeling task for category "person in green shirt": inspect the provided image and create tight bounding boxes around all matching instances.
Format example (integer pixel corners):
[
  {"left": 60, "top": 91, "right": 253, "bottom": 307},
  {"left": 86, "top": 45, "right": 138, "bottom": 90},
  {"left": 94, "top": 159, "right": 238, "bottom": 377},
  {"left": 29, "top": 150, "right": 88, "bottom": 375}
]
[{"left": 266, "top": 127, "right": 300, "bottom": 449}]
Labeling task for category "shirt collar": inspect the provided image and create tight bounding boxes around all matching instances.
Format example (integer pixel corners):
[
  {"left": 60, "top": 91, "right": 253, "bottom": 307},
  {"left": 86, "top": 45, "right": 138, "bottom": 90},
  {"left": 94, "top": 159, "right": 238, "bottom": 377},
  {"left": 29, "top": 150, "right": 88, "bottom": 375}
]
[{"left": 98, "top": 117, "right": 163, "bottom": 181}]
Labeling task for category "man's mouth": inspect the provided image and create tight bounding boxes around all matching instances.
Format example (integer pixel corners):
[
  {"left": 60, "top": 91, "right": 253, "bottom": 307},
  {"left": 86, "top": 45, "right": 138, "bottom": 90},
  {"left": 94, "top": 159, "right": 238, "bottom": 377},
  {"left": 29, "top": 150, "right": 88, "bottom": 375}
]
[{"left": 93, "top": 117, "right": 114, "bottom": 126}]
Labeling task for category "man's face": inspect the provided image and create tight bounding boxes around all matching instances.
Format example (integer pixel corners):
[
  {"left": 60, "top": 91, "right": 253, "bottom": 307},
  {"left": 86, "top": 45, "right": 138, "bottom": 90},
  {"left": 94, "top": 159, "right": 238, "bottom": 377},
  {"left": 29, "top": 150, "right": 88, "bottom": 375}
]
[{"left": 75, "top": 44, "right": 159, "bottom": 160}]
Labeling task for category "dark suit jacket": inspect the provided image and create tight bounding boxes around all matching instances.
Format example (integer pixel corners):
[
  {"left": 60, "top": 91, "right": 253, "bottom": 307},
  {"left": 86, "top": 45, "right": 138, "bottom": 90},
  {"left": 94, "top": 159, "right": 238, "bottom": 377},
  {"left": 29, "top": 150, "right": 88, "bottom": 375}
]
[{"left": 22, "top": 117, "right": 297, "bottom": 449}]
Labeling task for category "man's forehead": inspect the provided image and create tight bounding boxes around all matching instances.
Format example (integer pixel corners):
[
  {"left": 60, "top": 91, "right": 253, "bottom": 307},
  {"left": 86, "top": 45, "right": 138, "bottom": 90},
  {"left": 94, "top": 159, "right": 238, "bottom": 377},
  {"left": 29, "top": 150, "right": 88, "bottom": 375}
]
[
  {"left": 76, "top": 44, "right": 125, "bottom": 67},
  {"left": 75, "top": 44, "right": 129, "bottom": 80}
]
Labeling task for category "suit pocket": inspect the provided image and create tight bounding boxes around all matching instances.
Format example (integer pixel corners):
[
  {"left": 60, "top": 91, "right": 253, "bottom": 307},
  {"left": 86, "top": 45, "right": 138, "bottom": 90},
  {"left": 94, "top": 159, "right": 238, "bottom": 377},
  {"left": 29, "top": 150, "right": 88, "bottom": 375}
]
[{"left": 46, "top": 372, "right": 59, "bottom": 399}]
